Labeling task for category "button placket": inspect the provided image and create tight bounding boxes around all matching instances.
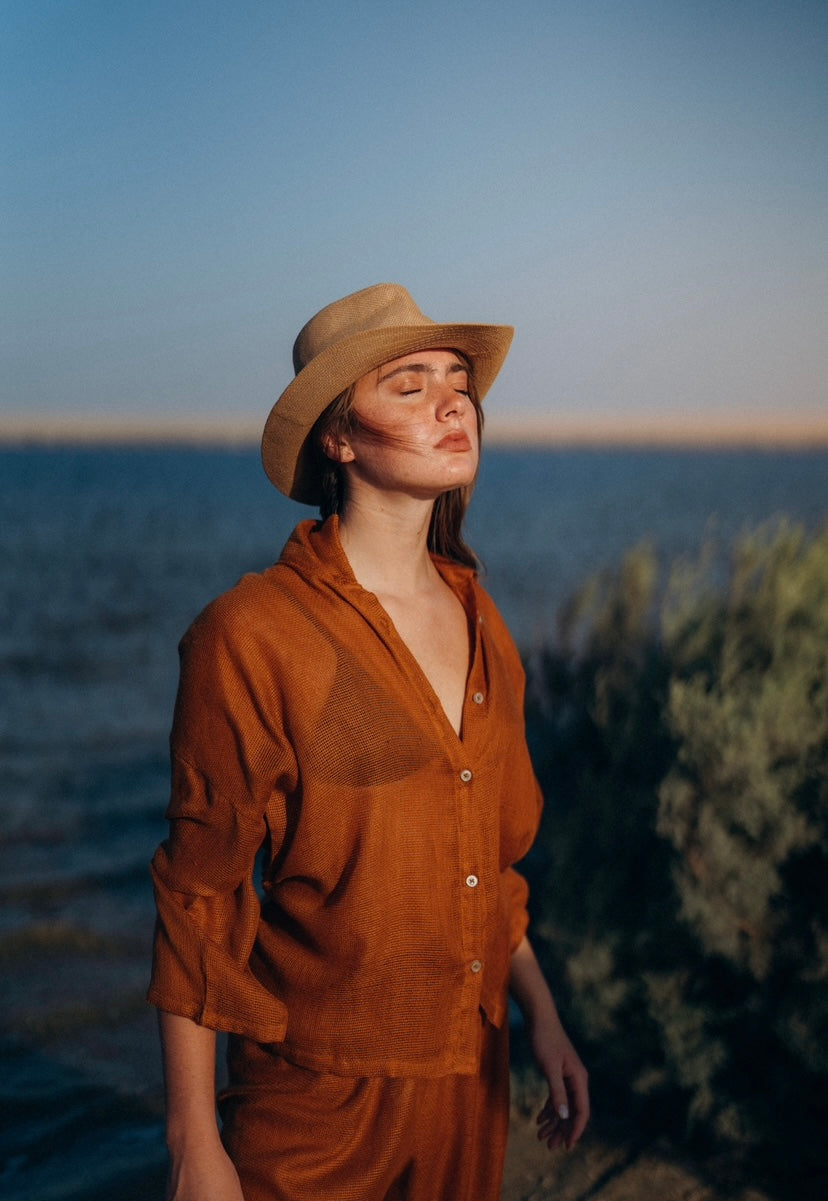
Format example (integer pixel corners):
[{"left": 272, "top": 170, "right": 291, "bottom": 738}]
[{"left": 453, "top": 726, "right": 484, "bottom": 1005}]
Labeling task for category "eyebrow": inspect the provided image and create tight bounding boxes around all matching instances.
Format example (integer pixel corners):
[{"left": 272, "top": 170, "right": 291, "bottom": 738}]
[{"left": 378, "top": 360, "right": 468, "bottom": 384}]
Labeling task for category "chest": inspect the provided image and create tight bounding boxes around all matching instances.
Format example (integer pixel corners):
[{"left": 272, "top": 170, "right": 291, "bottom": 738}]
[{"left": 377, "top": 585, "right": 471, "bottom": 736}]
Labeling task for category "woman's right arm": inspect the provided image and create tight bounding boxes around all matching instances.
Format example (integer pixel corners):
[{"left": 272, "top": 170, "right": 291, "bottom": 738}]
[{"left": 158, "top": 1010, "right": 244, "bottom": 1201}]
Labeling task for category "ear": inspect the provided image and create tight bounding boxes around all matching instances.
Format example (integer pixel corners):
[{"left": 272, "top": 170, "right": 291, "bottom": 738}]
[{"left": 320, "top": 431, "right": 356, "bottom": 464}]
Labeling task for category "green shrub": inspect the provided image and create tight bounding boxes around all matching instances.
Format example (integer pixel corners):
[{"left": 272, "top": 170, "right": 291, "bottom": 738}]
[{"left": 524, "top": 521, "right": 828, "bottom": 1176}]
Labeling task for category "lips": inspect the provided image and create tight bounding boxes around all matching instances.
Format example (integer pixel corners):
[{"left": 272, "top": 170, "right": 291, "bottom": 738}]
[{"left": 436, "top": 431, "right": 472, "bottom": 451}]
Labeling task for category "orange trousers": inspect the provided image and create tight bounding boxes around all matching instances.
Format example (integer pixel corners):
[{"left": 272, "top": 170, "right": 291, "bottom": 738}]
[{"left": 218, "top": 1015, "right": 510, "bottom": 1201}]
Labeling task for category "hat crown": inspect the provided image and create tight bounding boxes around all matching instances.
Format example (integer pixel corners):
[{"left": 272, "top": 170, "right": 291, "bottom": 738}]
[{"left": 293, "top": 284, "right": 433, "bottom": 375}]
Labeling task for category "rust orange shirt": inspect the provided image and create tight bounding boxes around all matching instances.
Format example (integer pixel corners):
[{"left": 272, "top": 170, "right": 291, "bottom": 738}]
[{"left": 148, "top": 517, "right": 543, "bottom": 1076}]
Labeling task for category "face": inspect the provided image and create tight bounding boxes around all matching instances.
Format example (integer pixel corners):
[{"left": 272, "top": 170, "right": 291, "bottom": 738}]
[{"left": 329, "top": 349, "right": 480, "bottom": 500}]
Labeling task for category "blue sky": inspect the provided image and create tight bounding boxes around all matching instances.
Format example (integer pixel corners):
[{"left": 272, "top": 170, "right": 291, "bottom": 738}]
[{"left": 2, "top": 0, "right": 826, "bottom": 441}]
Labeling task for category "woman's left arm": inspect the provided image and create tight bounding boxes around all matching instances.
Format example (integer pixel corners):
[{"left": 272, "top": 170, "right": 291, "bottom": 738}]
[{"left": 509, "top": 935, "right": 590, "bottom": 1150}]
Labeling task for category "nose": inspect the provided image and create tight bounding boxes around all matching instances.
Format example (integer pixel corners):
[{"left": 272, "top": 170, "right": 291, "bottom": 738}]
[{"left": 435, "top": 379, "right": 469, "bottom": 419}]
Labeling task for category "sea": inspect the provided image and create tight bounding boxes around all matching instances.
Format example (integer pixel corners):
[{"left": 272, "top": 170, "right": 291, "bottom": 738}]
[{"left": 0, "top": 443, "right": 825, "bottom": 1200}]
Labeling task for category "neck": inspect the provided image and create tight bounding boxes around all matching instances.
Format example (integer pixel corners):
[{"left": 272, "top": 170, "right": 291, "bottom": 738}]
[{"left": 337, "top": 492, "right": 437, "bottom": 597}]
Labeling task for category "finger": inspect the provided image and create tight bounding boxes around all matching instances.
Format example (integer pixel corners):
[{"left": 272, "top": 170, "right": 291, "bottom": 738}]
[
  {"left": 564, "top": 1075, "right": 591, "bottom": 1148},
  {"left": 535, "top": 1099, "right": 565, "bottom": 1133},
  {"left": 567, "top": 1108, "right": 588, "bottom": 1148},
  {"left": 542, "top": 1132, "right": 567, "bottom": 1150},
  {"left": 536, "top": 1095, "right": 569, "bottom": 1151},
  {"left": 545, "top": 1077, "right": 571, "bottom": 1126},
  {"left": 537, "top": 1119, "right": 567, "bottom": 1150}
]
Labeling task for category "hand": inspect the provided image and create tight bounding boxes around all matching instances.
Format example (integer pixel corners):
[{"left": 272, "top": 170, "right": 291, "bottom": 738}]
[
  {"left": 510, "top": 936, "right": 590, "bottom": 1151},
  {"left": 530, "top": 1013, "right": 590, "bottom": 1151},
  {"left": 166, "top": 1139, "right": 245, "bottom": 1201}
]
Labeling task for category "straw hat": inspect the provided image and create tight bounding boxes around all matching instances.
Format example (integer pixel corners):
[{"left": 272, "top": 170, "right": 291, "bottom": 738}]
[{"left": 261, "top": 283, "right": 514, "bottom": 503}]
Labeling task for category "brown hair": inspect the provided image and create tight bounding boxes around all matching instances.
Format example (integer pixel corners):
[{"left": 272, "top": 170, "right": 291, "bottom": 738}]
[{"left": 310, "top": 356, "right": 483, "bottom": 570}]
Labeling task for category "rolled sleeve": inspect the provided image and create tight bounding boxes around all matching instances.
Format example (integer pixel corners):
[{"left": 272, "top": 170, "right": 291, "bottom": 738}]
[
  {"left": 147, "top": 592, "right": 295, "bottom": 1039},
  {"left": 148, "top": 759, "right": 288, "bottom": 1040}
]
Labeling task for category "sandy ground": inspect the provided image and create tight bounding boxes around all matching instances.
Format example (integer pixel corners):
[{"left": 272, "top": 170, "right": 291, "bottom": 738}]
[{"left": 501, "top": 1114, "right": 773, "bottom": 1201}]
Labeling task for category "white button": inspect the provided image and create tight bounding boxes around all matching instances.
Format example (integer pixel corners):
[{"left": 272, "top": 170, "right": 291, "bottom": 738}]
[
  {"left": 465, "top": 874, "right": 479, "bottom": 888},
  {"left": 472, "top": 692, "right": 484, "bottom": 705},
  {"left": 460, "top": 769, "right": 473, "bottom": 783},
  {"left": 470, "top": 960, "right": 482, "bottom": 973}
]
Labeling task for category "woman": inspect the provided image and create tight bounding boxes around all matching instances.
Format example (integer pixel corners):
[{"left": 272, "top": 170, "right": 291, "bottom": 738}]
[{"left": 149, "top": 283, "right": 589, "bottom": 1201}]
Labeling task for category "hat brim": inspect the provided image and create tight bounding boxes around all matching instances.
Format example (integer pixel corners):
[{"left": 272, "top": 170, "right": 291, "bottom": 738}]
[{"left": 261, "top": 322, "right": 514, "bottom": 504}]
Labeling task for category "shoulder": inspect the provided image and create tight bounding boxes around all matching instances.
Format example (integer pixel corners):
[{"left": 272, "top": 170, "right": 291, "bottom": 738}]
[
  {"left": 183, "top": 566, "right": 289, "bottom": 650},
  {"left": 178, "top": 525, "right": 350, "bottom": 684},
  {"left": 182, "top": 521, "right": 325, "bottom": 650}
]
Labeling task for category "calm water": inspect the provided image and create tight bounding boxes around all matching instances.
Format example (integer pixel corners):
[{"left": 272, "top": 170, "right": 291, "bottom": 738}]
[
  {"left": 2, "top": 444, "right": 826, "bottom": 932},
  {"left": 0, "top": 444, "right": 825, "bottom": 1198}
]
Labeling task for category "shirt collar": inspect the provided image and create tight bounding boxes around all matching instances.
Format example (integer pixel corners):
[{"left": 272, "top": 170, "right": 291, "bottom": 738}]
[{"left": 279, "top": 515, "right": 479, "bottom": 599}]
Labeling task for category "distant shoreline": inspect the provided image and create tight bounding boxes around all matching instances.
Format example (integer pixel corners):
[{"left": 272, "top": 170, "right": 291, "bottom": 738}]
[{"left": 1, "top": 413, "right": 827, "bottom": 451}]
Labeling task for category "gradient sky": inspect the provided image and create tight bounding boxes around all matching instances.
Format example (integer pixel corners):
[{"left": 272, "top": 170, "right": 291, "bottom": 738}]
[{"left": 2, "top": 0, "right": 827, "bottom": 441}]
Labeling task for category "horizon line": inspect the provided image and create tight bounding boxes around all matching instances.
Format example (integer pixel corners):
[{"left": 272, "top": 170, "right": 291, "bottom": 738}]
[{"left": 1, "top": 413, "right": 827, "bottom": 451}]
